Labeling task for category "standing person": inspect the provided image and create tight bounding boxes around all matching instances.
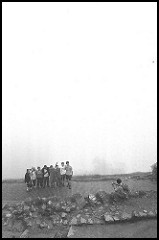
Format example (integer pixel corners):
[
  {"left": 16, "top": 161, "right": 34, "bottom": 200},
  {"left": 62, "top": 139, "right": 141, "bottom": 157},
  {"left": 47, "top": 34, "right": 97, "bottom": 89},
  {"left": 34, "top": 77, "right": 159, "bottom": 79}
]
[
  {"left": 49, "top": 165, "right": 56, "bottom": 188},
  {"left": 60, "top": 162, "right": 66, "bottom": 186},
  {"left": 31, "top": 167, "right": 37, "bottom": 188},
  {"left": 42, "top": 165, "right": 50, "bottom": 188},
  {"left": 25, "top": 169, "right": 32, "bottom": 191},
  {"left": 55, "top": 163, "right": 61, "bottom": 187},
  {"left": 36, "top": 167, "right": 43, "bottom": 188},
  {"left": 65, "top": 161, "right": 73, "bottom": 189}
]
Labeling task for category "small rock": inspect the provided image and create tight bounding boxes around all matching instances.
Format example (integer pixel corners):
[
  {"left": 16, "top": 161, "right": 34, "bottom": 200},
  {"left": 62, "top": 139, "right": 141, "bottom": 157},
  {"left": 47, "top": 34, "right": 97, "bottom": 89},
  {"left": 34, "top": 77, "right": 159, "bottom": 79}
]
[
  {"left": 23, "top": 205, "right": 30, "bottom": 211},
  {"left": 138, "top": 211, "right": 147, "bottom": 218},
  {"left": 63, "top": 220, "right": 68, "bottom": 225},
  {"left": 70, "top": 217, "right": 78, "bottom": 225},
  {"left": 41, "top": 204, "right": 47, "bottom": 210},
  {"left": 61, "top": 212, "right": 67, "bottom": 218},
  {"left": 121, "top": 212, "right": 132, "bottom": 221},
  {"left": 143, "top": 210, "right": 147, "bottom": 213},
  {"left": 87, "top": 218, "right": 93, "bottom": 224},
  {"left": 65, "top": 207, "right": 71, "bottom": 213},
  {"left": 47, "top": 200, "right": 52, "bottom": 206},
  {"left": 132, "top": 210, "right": 139, "bottom": 218},
  {"left": 39, "top": 222, "right": 48, "bottom": 228},
  {"left": 147, "top": 211, "right": 156, "bottom": 217},
  {"left": 112, "top": 215, "right": 120, "bottom": 221},
  {"left": 80, "top": 217, "right": 87, "bottom": 224},
  {"left": 6, "top": 213, "right": 12, "bottom": 218},
  {"left": 104, "top": 214, "right": 114, "bottom": 223},
  {"left": 47, "top": 222, "right": 54, "bottom": 229}
]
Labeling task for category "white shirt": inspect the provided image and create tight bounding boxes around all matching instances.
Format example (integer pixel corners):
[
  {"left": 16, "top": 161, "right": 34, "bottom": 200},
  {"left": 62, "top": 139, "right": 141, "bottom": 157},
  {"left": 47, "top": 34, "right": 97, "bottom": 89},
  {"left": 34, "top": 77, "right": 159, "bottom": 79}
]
[{"left": 60, "top": 166, "right": 66, "bottom": 175}]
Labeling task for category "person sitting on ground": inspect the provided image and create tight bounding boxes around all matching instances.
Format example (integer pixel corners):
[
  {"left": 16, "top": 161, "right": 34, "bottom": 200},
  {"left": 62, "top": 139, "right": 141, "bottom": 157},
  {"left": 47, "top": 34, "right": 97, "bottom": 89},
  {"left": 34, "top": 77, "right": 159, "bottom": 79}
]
[
  {"left": 111, "top": 178, "right": 130, "bottom": 202},
  {"left": 42, "top": 165, "right": 50, "bottom": 188},
  {"left": 25, "top": 169, "right": 32, "bottom": 191},
  {"left": 65, "top": 161, "right": 73, "bottom": 189},
  {"left": 60, "top": 162, "right": 66, "bottom": 186},
  {"left": 36, "top": 166, "right": 43, "bottom": 188}
]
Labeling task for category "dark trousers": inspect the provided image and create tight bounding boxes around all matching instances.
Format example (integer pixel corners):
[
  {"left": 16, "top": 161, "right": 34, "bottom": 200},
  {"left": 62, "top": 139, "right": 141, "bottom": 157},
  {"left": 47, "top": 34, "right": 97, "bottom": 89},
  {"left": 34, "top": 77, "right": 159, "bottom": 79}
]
[
  {"left": 32, "top": 179, "right": 36, "bottom": 187},
  {"left": 43, "top": 177, "right": 49, "bottom": 187},
  {"left": 37, "top": 178, "right": 43, "bottom": 188}
]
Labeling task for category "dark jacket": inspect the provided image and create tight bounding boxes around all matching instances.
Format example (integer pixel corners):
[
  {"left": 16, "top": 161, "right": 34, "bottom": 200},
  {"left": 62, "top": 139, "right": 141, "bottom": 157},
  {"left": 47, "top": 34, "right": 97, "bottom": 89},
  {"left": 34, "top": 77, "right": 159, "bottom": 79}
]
[
  {"left": 42, "top": 167, "right": 50, "bottom": 177},
  {"left": 25, "top": 172, "right": 31, "bottom": 183}
]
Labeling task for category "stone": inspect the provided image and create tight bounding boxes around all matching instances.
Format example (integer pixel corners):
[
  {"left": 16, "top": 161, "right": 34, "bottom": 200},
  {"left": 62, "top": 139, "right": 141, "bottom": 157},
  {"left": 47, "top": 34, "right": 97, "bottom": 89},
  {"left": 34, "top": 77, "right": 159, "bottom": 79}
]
[
  {"left": 138, "top": 211, "right": 147, "bottom": 218},
  {"left": 120, "top": 212, "right": 132, "bottom": 221},
  {"left": 6, "top": 213, "right": 12, "bottom": 218},
  {"left": 23, "top": 205, "right": 30, "bottom": 211},
  {"left": 69, "top": 204, "right": 77, "bottom": 211},
  {"left": 112, "top": 215, "right": 120, "bottom": 221},
  {"left": 132, "top": 210, "right": 140, "bottom": 218},
  {"left": 87, "top": 218, "right": 93, "bottom": 224},
  {"left": 104, "top": 214, "right": 114, "bottom": 223},
  {"left": 147, "top": 211, "right": 156, "bottom": 217},
  {"left": 41, "top": 204, "right": 47, "bottom": 210},
  {"left": 39, "top": 222, "right": 48, "bottom": 228},
  {"left": 20, "top": 229, "right": 29, "bottom": 238},
  {"left": 30, "top": 205, "right": 37, "bottom": 212},
  {"left": 66, "top": 207, "right": 71, "bottom": 213},
  {"left": 47, "top": 221, "right": 54, "bottom": 229},
  {"left": 63, "top": 220, "right": 68, "bottom": 225},
  {"left": 80, "top": 217, "right": 87, "bottom": 224},
  {"left": 61, "top": 212, "right": 67, "bottom": 218},
  {"left": 70, "top": 217, "right": 78, "bottom": 225},
  {"left": 143, "top": 210, "right": 148, "bottom": 213}
]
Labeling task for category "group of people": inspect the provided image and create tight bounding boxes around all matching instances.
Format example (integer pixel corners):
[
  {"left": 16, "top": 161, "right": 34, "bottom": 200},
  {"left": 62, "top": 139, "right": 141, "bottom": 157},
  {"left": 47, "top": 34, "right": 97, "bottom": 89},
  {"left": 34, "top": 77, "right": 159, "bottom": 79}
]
[{"left": 25, "top": 161, "right": 73, "bottom": 191}]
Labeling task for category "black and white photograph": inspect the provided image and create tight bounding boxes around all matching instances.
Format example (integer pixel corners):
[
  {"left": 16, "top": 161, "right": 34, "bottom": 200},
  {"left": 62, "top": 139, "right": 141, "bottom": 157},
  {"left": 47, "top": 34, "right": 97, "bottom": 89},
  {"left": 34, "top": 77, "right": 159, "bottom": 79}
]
[{"left": 2, "top": 2, "right": 157, "bottom": 238}]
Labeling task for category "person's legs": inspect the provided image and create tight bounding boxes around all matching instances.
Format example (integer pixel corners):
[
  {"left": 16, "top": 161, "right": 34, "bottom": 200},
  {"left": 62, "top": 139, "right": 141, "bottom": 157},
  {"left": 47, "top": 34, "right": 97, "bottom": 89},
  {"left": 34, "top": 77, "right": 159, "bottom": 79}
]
[
  {"left": 68, "top": 175, "right": 72, "bottom": 189},
  {"left": 46, "top": 177, "right": 50, "bottom": 187},
  {"left": 33, "top": 180, "right": 36, "bottom": 187},
  {"left": 40, "top": 178, "right": 43, "bottom": 188},
  {"left": 37, "top": 179, "right": 39, "bottom": 188},
  {"left": 43, "top": 177, "right": 46, "bottom": 188}
]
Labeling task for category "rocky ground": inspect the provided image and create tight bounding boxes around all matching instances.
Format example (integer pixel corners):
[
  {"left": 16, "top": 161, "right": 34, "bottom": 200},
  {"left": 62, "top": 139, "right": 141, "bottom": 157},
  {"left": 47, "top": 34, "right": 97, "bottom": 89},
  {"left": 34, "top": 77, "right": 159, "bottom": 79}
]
[{"left": 2, "top": 177, "right": 157, "bottom": 238}]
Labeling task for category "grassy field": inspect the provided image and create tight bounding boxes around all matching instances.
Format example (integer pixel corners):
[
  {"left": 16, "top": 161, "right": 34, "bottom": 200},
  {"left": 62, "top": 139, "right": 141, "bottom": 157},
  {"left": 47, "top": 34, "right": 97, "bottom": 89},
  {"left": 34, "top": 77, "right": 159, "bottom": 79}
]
[{"left": 2, "top": 175, "right": 157, "bottom": 203}]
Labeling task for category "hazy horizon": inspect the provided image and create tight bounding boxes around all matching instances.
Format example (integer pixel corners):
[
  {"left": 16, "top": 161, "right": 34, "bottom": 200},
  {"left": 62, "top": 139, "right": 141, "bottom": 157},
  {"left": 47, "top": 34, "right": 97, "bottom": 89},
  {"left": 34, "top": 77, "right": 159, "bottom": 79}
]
[{"left": 2, "top": 3, "right": 157, "bottom": 179}]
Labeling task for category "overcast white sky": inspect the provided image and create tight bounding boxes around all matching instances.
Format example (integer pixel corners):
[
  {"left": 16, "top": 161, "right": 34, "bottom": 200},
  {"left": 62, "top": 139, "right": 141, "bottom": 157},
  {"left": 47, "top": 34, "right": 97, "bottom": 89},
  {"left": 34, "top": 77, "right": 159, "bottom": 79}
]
[{"left": 2, "top": 3, "right": 157, "bottom": 179}]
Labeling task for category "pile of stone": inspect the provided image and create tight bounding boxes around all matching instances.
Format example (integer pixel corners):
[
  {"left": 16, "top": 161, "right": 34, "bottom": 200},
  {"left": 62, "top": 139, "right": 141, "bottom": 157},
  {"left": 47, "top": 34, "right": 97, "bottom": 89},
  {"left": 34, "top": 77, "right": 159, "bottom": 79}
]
[{"left": 2, "top": 190, "right": 157, "bottom": 237}]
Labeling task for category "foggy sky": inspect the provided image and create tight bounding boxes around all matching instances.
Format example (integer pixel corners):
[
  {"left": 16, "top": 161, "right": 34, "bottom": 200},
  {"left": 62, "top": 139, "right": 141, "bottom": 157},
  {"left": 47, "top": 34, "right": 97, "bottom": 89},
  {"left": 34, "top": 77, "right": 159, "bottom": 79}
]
[{"left": 2, "top": 3, "right": 157, "bottom": 179}]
